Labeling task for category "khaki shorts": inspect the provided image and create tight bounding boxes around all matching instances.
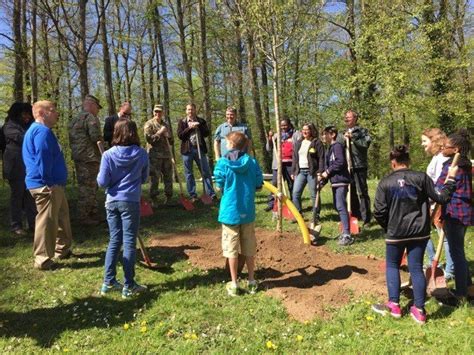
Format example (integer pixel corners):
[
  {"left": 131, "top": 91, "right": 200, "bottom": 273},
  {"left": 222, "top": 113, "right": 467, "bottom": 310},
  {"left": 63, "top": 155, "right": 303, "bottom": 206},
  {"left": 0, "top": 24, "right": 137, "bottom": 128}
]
[{"left": 222, "top": 222, "right": 256, "bottom": 258}]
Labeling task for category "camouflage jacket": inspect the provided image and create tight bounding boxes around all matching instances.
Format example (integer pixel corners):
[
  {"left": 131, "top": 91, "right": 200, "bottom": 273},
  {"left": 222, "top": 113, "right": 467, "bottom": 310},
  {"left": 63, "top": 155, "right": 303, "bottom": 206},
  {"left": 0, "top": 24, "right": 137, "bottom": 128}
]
[
  {"left": 68, "top": 111, "right": 103, "bottom": 163},
  {"left": 144, "top": 118, "right": 172, "bottom": 159}
]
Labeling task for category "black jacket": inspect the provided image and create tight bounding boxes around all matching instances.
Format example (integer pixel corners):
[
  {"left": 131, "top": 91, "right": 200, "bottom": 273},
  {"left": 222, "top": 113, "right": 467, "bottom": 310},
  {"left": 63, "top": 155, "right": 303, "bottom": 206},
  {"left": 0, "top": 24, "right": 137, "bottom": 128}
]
[
  {"left": 291, "top": 138, "right": 325, "bottom": 177},
  {"left": 374, "top": 168, "right": 455, "bottom": 243},
  {"left": 325, "top": 141, "right": 351, "bottom": 186},
  {"left": 103, "top": 114, "right": 119, "bottom": 147},
  {"left": 2, "top": 119, "right": 28, "bottom": 180},
  {"left": 337, "top": 126, "right": 371, "bottom": 169},
  {"left": 177, "top": 116, "right": 210, "bottom": 155}
]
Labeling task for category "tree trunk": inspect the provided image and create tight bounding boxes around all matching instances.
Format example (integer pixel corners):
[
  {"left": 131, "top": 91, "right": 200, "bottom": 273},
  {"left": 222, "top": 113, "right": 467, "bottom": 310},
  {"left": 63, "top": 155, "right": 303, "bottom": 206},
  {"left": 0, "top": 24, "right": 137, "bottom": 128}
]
[
  {"left": 271, "top": 38, "right": 282, "bottom": 234},
  {"left": 78, "top": 0, "right": 89, "bottom": 98},
  {"left": 13, "top": 0, "right": 24, "bottom": 101},
  {"left": 198, "top": 0, "right": 213, "bottom": 165},
  {"left": 138, "top": 48, "right": 148, "bottom": 122},
  {"left": 147, "top": 25, "right": 156, "bottom": 107},
  {"left": 247, "top": 34, "right": 271, "bottom": 171},
  {"left": 261, "top": 58, "right": 270, "bottom": 129},
  {"left": 176, "top": 0, "right": 194, "bottom": 101},
  {"left": 234, "top": 19, "right": 246, "bottom": 123},
  {"left": 99, "top": 0, "right": 116, "bottom": 116},
  {"left": 31, "top": 0, "right": 38, "bottom": 102},
  {"left": 22, "top": 0, "right": 31, "bottom": 103},
  {"left": 292, "top": 45, "right": 300, "bottom": 126}
]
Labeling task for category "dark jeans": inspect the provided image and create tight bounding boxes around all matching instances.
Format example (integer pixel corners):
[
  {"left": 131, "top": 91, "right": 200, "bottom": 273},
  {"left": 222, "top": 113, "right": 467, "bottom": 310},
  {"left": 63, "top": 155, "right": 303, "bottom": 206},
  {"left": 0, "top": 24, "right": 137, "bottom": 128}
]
[
  {"left": 332, "top": 185, "right": 349, "bottom": 235},
  {"left": 386, "top": 239, "right": 428, "bottom": 309},
  {"left": 267, "top": 162, "right": 294, "bottom": 208},
  {"left": 444, "top": 219, "right": 472, "bottom": 297},
  {"left": 104, "top": 201, "right": 140, "bottom": 288},
  {"left": 352, "top": 168, "right": 371, "bottom": 224},
  {"left": 8, "top": 179, "right": 37, "bottom": 231},
  {"left": 182, "top": 147, "right": 215, "bottom": 198}
]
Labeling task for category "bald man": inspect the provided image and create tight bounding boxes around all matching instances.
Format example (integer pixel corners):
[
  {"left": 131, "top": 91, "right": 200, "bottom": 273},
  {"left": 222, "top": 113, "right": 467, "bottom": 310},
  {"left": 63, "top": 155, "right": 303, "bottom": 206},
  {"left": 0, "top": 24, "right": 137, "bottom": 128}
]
[
  {"left": 103, "top": 102, "right": 132, "bottom": 148},
  {"left": 22, "top": 101, "right": 73, "bottom": 270}
]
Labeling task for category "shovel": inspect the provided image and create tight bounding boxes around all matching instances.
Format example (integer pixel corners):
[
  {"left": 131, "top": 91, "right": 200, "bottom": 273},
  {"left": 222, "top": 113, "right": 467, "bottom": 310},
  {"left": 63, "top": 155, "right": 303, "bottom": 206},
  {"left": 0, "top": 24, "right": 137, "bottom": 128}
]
[
  {"left": 425, "top": 152, "right": 460, "bottom": 295},
  {"left": 339, "top": 137, "right": 359, "bottom": 235},
  {"left": 167, "top": 140, "right": 194, "bottom": 211},
  {"left": 309, "top": 182, "right": 323, "bottom": 242},
  {"left": 195, "top": 130, "right": 213, "bottom": 205}
]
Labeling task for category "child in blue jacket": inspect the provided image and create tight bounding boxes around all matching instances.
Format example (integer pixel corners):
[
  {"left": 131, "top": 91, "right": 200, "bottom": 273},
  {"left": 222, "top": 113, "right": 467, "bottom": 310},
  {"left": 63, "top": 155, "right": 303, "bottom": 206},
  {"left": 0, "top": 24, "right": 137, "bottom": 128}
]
[
  {"left": 214, "top": 131, "right": 263, "bottom": 296},
  {"left": 97, "top": 120, "right": 149, "bottom": 298},
  {"left": 320, "top": 126, "right": 353, "bottom": 246}
]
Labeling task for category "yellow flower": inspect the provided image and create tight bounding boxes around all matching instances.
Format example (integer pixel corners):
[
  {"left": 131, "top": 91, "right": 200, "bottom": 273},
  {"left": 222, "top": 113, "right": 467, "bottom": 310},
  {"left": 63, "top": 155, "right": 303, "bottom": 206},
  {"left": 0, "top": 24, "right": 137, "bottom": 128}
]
[
  {"left": 304, "top": 320, "right": 310, "bottom": 325},
  {"left": 123, "top": 323, "right": 130, "bottom": 330},
  {"left": 266, "top": 340, "right": 277, "bottom": 350},
  {"left": 296, "top": 335, "right": 303, "bottom": 342},
  {"left": 166, "top": 329, "right": 175, "bottom": 337},
  {"left": 140, "top": 326, "right": 147, "bottom": 333},
  {"left": 63, "top": 349, "right": 70, "bottom": 353},
  {"left": 191, "top": 333, "right": 198, "bottom": 340},
  {"left": 141, "top": 321, "right": 147, "bottom": 326},
  {"left": 184, "top": 333, "right": 191, "bottom": 339},
  {"left": 366, "top": 316, "right": 374, "bottom": 321}
]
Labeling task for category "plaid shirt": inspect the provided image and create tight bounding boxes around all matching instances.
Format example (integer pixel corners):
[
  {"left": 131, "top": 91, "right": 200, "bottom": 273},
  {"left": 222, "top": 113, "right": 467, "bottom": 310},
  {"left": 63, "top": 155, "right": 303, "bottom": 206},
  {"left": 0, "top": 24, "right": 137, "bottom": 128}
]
[{"left": 436, "top": 159, "right": 473, "bottom": 226}]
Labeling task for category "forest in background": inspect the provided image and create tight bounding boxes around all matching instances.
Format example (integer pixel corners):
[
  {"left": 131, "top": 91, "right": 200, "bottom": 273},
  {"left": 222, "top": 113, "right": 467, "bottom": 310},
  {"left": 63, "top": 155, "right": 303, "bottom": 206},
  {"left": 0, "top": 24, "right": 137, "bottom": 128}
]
[{"left": 0, "top": 0, "right": 472, "bottom": 177}]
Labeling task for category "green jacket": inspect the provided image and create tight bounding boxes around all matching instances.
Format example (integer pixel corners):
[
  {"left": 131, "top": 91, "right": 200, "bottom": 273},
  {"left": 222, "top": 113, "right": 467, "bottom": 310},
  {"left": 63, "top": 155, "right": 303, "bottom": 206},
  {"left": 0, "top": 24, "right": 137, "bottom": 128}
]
[
  {"left": 68, "top": 111, "right": 102, "bottom": 163},
  {"left": 337, "top": 126, "right": 371, "bottom": 169},
  {"left": 144, "top": 118, "right": 172, "bottom": 159}
]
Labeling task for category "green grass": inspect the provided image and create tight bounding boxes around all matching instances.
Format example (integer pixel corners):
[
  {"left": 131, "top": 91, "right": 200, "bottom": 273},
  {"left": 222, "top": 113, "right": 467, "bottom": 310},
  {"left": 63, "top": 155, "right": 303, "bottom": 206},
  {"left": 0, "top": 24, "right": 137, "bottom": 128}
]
[{"left": 0, "top": 181, "right": 473, "bottom": 353}]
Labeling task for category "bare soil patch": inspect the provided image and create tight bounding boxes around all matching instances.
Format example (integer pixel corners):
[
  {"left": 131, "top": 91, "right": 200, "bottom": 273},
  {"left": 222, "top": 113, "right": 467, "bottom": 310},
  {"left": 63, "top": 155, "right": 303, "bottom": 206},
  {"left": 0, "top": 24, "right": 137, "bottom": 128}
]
[{"left": 150, "top": 228, "right": 386, "bottom": 321}]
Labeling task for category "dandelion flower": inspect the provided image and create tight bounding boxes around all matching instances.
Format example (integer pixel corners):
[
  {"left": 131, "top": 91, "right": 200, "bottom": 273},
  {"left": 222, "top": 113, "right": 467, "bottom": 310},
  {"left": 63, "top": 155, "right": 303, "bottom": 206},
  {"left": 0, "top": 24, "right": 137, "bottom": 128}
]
[
  {"left": 266, "top": 340, "right": 277, "bottom": 350},
  {"left": 141, "top": 321, "right": 147, "bottom": 326},
  {"left": 191, "top": 333, "right": 198, "bottom": 340},
  {"left": 296, "top": 335, "right": 303, "bottom": 342},
  {"left": 140, "top": 326, "right": 147, "bottom": 333},
  {"left": 123, "top": 323, "right": 130, "bottom": 330},
  {"left": 366, "top": 316, "right": 374, "bottom": 321}
]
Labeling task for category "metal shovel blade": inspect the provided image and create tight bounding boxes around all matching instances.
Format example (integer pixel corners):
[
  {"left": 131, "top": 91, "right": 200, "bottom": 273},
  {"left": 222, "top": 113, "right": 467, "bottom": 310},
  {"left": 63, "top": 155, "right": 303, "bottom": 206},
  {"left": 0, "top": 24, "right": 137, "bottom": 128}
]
[{"left": 425, "top": 266, "right": 447, "bottom": 295}]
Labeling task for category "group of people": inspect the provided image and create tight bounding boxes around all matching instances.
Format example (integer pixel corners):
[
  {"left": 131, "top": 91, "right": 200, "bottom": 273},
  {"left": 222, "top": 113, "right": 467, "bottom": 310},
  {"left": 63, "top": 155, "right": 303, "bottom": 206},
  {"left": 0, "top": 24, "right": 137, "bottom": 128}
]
[
  {"left": 265, "top": 110, "right": 372, "bottom": 246},
  {"left": 1, "top": 97, "right": 472, "bottom": 319}
]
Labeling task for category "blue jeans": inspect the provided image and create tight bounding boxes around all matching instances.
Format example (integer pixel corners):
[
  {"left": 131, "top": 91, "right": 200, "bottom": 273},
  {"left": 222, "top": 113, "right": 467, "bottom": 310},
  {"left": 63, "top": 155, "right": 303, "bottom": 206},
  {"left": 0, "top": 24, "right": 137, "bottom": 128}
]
[
  {"left": 103, "top": 201, "right": 140, "bottom": 288},
  {"left": 386, "top": 239, "right": 428, "bottom": 309},
  {"left": 426, "top": 228, "right": 454, "bottom": 276},
  {"left": 332, "top": 186, "right": 349, "bottom": 235},
  {"left": 444, "top": 219, "right": 472, "bottom": 297},
  {"left": 182, "top": 147, "right": 215, "bottom": 198},
  {"left": 292, "top": 169, "right": 316, "bottom": 215}
]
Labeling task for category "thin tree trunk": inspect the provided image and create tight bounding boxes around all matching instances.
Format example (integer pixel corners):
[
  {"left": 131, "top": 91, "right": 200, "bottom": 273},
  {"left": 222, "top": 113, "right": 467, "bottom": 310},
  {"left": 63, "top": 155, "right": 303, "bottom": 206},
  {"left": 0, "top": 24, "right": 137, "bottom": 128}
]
[
  {"left": 40, "top": 12, "right": 53, "bottom": 99},
  {"left": 247, "top": 33, "right": 271, "bottom": 171},
  {"left": 31, "top": 0, "right": 38, "bottom": 102},
  {"left": 13, "top": 0, "right": 24, "bottom": 101},
  {"left": 198, "top": 0, "right": 213, "bottom": 165},
  {"left": 99, "top": 0, "right": 116, "bottom": 115},
  {"left": 234, "top": 19, "right": 246, "bottom": 123},
  {"left": 78, "top": 0, "right": 89, "bottom": 98},
  {"left": 261, "top": 58, "right": 270, "bottom": 129},
  {"left": 176, "top": 0, "right": 194, "bottom": 101},
  {"left": 139, "top": 48, "right": 148, "bottom": 121},
  {"left": 293, "top": 45, "right": 300, "bottom": 126},
  {"left": 22, "top": 0, "right": 31, "bottom": 102},
  {"left": 147, "top": 25, "right": 156, "bottom": 107}
]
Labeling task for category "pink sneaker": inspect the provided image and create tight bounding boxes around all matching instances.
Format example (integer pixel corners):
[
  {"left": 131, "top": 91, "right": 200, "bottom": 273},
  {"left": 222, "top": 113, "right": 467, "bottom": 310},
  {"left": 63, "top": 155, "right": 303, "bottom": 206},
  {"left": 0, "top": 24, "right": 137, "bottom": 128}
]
[
  {"left": 372, "top": 301, "right": 402, "bottom": 318},
  {"left": 410, "top": 305, "right": 427, "bottom": 324}
]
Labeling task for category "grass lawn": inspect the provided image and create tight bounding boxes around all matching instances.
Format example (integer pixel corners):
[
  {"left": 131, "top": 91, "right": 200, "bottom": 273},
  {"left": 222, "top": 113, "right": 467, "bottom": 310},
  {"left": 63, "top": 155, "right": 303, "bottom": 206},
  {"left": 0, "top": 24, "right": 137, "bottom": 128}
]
[{"left": 0, "top": 180, "right": 473, "bottom": 353}]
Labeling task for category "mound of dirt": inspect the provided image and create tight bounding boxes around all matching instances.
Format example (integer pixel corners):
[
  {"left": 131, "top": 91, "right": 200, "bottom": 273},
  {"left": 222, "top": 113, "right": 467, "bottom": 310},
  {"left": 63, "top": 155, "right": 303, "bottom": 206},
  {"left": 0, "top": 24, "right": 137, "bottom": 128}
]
[{"left": 150, "top": 228, "right": 386, "bottom": 321}]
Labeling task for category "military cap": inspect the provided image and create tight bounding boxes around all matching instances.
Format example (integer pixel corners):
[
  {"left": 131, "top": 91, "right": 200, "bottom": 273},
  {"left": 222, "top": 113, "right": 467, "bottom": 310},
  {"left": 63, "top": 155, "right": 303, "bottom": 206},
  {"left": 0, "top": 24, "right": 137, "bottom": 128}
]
[
  {"left": 85, "top": 94, "right": 103, "bottom": 109},
  {"left": 153, "top": 104, "right": 163, "bottom": 112}
]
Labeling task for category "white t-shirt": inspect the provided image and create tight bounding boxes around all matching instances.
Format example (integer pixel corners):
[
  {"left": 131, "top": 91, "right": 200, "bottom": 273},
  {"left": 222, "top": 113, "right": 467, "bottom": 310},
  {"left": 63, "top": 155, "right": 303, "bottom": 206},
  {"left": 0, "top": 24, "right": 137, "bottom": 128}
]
[
  {"left": 298, "top": 140, "right": 311, "bottom": 169},
  {"left": 426, "top": 152, "right": 449, "bottom": 183}
]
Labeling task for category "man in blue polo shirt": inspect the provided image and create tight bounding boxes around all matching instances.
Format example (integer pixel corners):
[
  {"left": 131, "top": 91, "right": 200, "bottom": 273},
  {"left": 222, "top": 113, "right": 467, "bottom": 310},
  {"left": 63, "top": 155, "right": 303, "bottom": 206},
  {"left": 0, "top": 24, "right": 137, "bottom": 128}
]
[
  {"left": 213, "top": 106, "right": 253, "bottom": 161},
  {"left": 23, "top": 100, "right": 73, "bottom": 270}
]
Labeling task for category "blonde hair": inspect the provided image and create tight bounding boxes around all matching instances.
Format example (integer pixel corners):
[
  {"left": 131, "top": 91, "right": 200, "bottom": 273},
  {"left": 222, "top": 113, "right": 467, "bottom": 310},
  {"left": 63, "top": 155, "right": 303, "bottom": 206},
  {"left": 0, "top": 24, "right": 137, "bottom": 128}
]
[
  {"left": 32, "top": 100, "right": 54, "bottom": 119},
  {"left": 422, "top": 128, "right": 446, "bottom": 155}
]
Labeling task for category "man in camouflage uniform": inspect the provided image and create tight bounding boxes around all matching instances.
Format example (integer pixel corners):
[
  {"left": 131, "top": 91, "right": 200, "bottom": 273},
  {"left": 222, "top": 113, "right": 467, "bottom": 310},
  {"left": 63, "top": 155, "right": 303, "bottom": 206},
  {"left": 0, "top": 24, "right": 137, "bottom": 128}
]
[
  {"left": 69, "top": 95, "right": 104, "bottom": 225},
  {"left": 144, "top": 104, "right": 173, "bottom": 206}
]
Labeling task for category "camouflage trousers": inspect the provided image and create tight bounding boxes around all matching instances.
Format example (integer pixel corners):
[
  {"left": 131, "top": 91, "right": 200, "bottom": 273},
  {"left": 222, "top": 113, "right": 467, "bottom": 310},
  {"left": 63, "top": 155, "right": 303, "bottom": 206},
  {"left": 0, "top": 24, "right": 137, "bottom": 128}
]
[
  {"left": 149, "top": 157, "right": 173, "bottom": 199},
  {"left": 75, "top": 161, "right": 100, "bottom": 220}
]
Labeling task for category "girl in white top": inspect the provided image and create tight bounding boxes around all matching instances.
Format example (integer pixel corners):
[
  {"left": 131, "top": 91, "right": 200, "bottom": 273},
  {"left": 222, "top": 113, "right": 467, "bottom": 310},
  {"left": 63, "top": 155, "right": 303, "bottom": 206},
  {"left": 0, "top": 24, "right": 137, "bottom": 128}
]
[{"left": 421, "top": 128, "right": 453, "bottom": 279}]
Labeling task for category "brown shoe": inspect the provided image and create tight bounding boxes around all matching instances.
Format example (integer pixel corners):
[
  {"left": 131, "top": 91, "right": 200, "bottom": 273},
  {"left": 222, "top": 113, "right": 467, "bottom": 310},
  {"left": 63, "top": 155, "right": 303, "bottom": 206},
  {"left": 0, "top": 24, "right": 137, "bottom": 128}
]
[
  {"left": 56, "top": 250, "right": 73, "bottom": 260},
  {"left": 34, "top": 259, "right": 57, "bottom": 271}
]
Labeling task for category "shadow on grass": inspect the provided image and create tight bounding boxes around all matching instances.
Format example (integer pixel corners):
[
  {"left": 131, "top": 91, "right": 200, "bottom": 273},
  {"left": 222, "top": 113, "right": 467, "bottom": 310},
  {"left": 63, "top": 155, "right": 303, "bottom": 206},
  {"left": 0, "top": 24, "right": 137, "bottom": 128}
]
[
  {"left": 260, "top": 264, "right": 368, "bottom": 289},
  {"left": 0, "top": 287, "right": 160, "bottom": 348},
  {"left": 140, "top": 244, "right": 201, "bottom": 274}
]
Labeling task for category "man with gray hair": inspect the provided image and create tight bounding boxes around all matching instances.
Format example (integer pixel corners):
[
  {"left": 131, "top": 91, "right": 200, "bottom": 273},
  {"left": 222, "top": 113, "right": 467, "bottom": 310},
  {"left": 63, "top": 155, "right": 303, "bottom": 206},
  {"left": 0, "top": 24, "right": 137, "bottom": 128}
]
[{"left": 23, "top": 101, "right": 73, "bottom": 270}]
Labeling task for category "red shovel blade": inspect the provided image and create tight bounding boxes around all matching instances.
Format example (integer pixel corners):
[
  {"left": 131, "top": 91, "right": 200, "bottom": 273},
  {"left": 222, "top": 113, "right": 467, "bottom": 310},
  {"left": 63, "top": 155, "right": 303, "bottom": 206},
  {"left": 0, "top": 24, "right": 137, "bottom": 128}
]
[
  {"left": 272, "top": 200, "right": 294, "bottom": 220},
  {"left": 179, "top": 195, "right": 195, "bottom": 211},
  {"left": 425, "top": 266, "right": 446, "bottom": 294},
  {"left": 200, "top": 193, "right": 213, "bottom": 205},
  {"left": 140, "top": 198, "right": 153, "bottom": 217},
  {"left": 350, "top": 215, "right": 360, "bottom": 235}
]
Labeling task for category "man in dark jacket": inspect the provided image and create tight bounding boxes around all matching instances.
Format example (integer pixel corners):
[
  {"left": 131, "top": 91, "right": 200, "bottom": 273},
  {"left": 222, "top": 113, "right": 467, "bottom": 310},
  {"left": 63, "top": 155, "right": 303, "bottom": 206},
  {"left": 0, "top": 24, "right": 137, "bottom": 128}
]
[
  {"left": 103, "top": 102, "right": 132, "bottom": 148},
  {"left": 176, "top": 103, "right": 215, "bottom": 201},
  {"left": 339, "top": 109, "right": 372, "bottom": 226}
]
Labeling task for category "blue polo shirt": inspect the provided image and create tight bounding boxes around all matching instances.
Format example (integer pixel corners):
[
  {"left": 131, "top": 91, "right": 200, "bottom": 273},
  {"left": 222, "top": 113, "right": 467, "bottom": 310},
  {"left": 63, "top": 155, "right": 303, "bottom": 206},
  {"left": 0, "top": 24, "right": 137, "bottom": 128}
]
[{"left": 214, "top": 122, "right": 252, "bottom": 157}]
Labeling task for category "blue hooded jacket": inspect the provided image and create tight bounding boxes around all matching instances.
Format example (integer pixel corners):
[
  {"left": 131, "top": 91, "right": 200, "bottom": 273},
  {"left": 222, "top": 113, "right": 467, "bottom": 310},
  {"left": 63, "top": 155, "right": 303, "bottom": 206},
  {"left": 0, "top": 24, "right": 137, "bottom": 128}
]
[
  {"left": 97, "top": 145, "right": 149, "bottom": 203},
  {"left": 214, "top": 150, "right": 263, "bottom": 225}
]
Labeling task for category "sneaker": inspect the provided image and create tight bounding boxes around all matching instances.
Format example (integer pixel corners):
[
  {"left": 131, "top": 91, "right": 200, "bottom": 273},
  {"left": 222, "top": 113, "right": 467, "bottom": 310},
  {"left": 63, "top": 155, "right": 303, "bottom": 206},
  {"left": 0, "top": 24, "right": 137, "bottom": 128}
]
[
  {"left": 122, "top": 283, "right": 147, "bottom": 299},
  {"left": 248, "top": 280, "right": 259, "bottom": 295},
  {"left": 372, "top": 301, "right": 402, "bottom": 318},
  {"left": 100, "top": 280, "right": 123, "bottom": 295},
  {"left": 338, "top": 234, "right": 354, "bottom": 246},
  {"left": 34, "top": 259, "right": 57, "bottom": 271},
  {"left": 409, "top": 305, "right": 427, "bottom": 324},
  {"left": 226, "top": 281, "right": 239, "bottom": 297}
]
